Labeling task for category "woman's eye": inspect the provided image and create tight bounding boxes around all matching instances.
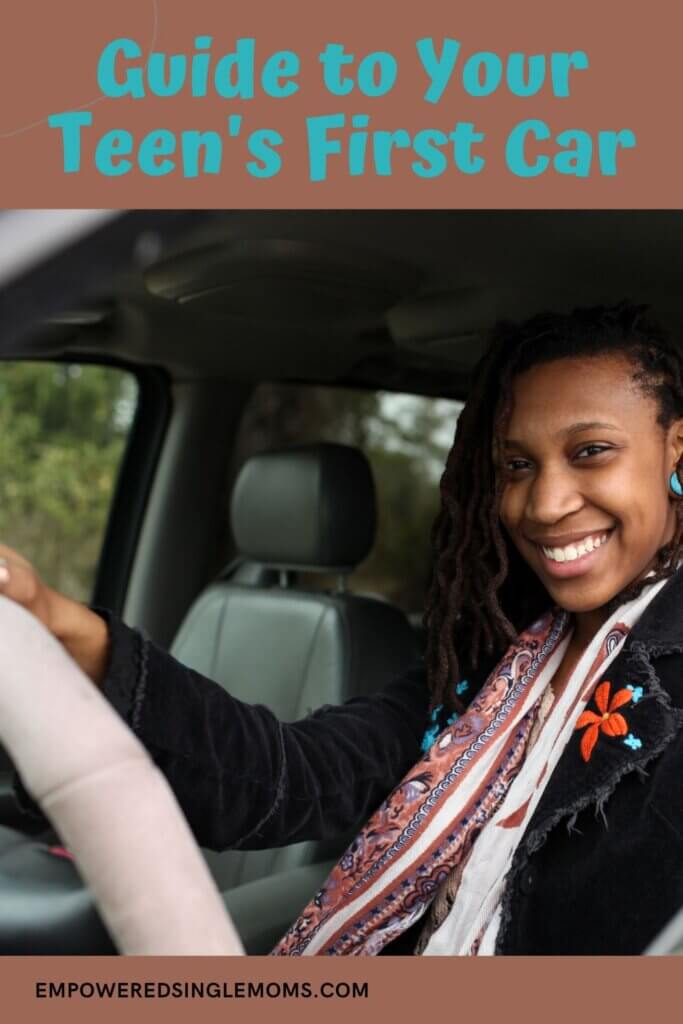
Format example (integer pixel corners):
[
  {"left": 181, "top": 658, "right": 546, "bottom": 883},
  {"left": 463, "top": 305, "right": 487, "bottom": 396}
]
[
  {"left": 575, "top": 444, "right": 611, "bottom": 459},
  {"left": 505, "top": 458, "right": 532, "bottom": 473}
]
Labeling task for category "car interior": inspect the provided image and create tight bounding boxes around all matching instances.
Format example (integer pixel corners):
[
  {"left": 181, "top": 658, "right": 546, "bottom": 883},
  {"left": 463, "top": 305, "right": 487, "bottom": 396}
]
[{"left": 0, "top": 209, "right": 682, "bottom": 954}]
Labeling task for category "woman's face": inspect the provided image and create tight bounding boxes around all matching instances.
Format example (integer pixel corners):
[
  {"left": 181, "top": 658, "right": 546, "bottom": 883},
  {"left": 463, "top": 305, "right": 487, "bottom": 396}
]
[{"left": 499, "top": 353, "right": 683, "bottom": 613}]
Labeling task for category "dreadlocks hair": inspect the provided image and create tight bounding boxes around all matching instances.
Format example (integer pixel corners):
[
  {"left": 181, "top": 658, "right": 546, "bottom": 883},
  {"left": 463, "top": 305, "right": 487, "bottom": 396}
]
[{"left": 424, "top": 301, "right": 683, "bottom": 716}]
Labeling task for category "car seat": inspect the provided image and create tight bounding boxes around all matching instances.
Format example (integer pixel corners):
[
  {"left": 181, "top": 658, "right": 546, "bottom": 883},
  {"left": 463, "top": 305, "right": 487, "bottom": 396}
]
[{"left": 170, "top": 442, "right": 420, "bottom": 892}]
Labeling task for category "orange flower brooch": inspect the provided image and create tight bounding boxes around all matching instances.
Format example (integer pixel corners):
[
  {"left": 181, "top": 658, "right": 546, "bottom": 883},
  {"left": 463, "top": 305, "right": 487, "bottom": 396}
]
[{"left": 575, "top": 681, "right": 642, "bottom": 763}]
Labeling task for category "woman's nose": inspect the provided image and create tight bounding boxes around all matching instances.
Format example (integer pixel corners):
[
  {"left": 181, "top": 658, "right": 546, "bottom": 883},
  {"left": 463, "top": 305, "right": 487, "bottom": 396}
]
[{"left": 525, "top": 467, "right": 583, "bottom": 524}]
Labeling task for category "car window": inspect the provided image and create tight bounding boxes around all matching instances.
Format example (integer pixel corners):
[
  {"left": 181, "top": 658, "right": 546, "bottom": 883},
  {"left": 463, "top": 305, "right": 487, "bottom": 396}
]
[
  {"left": 234, "top": 383, "right": 463, "bottom": 616},
  {"left": 0, "top": 362, "right": 139, "bottom": 602}
]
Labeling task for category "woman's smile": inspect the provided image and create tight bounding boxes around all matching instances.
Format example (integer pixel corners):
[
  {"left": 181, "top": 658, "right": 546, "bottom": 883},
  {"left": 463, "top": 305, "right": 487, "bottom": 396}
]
[
  {"left": 499, "top": 353, "right": 683, "bottom": 616},
  {"left": 533, "top": 528, "right": 614, "bottom": 579}
]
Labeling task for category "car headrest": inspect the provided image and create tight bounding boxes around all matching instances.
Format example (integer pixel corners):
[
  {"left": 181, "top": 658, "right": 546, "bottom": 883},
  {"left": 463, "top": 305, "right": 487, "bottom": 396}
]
[{"left": 231, "top": 443, "right": 376, "bottom": 572}]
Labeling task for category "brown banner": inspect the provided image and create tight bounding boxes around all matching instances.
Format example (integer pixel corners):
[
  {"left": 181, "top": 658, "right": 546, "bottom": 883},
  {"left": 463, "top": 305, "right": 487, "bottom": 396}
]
[
  {"left": 0, "top": 955, "right": 678, "bottom": 1021},
  {"left": 0, "top": 0, "right": 679, "bottom": 207}
]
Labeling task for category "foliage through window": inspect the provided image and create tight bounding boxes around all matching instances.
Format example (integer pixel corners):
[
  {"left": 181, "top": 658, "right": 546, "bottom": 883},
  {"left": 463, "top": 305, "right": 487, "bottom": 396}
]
[
  {"left": 234, "top": 384, "right": 463, "bottom": 615},
  {"left": 0, "top": 362, "right": 138, "bottom": 602}
]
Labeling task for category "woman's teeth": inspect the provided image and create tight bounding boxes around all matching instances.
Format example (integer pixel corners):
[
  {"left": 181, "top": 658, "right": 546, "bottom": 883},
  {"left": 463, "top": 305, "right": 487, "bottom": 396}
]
[{"left": 541, "top": 532, "right": 610, "bottom": 563}]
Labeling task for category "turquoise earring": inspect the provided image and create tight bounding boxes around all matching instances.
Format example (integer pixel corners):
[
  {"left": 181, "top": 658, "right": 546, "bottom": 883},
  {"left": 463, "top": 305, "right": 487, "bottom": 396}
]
[{"left": 670, "top": 470, "right": 683, "bottom": 497}]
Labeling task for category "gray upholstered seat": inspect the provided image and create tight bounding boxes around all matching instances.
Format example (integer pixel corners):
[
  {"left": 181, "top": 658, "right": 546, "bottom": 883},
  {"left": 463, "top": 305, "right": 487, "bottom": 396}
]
[{"left": 170, "top": 442, "right": 420, "bottom": 893}]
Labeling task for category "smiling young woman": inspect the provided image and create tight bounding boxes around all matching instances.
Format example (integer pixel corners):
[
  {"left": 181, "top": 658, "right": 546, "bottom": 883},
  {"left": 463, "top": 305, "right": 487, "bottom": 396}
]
[
  {"left": 502, "top": 356, "right": 683, "bottom": 622},
  {"left": 423, "top": 304, "right": 683, "bottom": 712},
  {"left": 2, "top": 302, "right": 682, "bottom": 956},
  {"left": 498, "top": 353, "right": 683, "bottom": 700}
]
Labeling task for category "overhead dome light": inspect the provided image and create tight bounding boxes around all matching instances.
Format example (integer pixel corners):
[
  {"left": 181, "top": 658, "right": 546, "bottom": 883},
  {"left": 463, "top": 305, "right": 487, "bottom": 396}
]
[
  {"left": 46, "top": 305, "right": 113, "bottom": 326},
  {"left": 386, "top": 289, "right": 491, "bottom": 368},
  {"left": 144, "top": 239, "right": 420, "bottom": 326}
]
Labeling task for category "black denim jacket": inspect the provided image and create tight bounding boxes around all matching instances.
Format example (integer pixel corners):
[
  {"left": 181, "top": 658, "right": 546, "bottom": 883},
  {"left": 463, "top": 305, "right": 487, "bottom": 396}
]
[{"left": 22, "top": 570, "right": 683, "bottom": 955}]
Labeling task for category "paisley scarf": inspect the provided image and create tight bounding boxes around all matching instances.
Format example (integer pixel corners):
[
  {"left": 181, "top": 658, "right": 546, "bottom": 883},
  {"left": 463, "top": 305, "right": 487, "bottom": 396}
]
[{"left": 272, "top": 580, "right": 666, "bottom": 957}]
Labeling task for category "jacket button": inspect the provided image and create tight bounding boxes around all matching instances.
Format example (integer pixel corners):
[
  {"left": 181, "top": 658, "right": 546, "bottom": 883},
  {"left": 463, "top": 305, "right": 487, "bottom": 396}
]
[{"left": 519, "top": 868, "right": 536, "bottom": 895}]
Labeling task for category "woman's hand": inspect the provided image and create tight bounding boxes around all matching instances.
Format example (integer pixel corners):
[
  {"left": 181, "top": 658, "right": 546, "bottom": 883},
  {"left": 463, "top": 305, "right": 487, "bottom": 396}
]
[{"left": 0, "top": 544, "right": 109, "bottom": 686}]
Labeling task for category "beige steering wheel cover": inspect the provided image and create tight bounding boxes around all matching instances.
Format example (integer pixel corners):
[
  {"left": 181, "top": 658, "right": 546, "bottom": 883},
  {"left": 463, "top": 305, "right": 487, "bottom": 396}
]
[{"left": 0, "top": 596, "right": 244, "bottom": 956}]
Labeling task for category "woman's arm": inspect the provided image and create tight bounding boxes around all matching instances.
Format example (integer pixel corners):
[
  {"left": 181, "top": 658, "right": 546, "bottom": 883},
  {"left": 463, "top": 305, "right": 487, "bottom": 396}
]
[
  {"left": 2, "top": 545, "right": 429, "bottom": 851},
  {"left": 102, "top": 611, "right": 428, "bottom": 851}
]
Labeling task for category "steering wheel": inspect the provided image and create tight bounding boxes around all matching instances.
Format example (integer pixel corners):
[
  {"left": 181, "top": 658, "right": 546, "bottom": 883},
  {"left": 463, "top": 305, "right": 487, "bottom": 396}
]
[{"left": 0, "top": 597, "right": 244, "bottom": 955}]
